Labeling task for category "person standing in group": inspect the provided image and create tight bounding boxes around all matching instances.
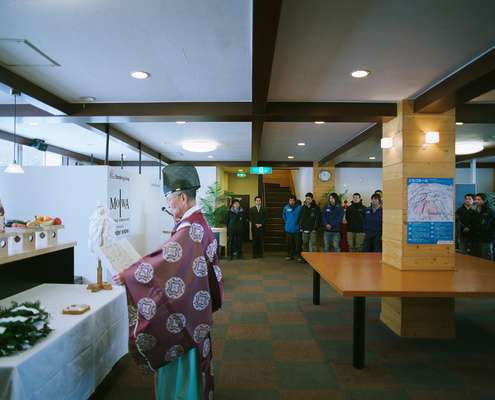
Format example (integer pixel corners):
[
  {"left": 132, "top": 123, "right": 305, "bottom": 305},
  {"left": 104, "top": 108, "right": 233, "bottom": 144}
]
[
  {"left": 298, "top": 192, "right": 320, "bottom": 260},
  {"left": 225, "top": 199, "right": 245, "bottom": 260},
  {"left": 283, "top": 195, "right": 302, "bottom": 261},
  {"left": 363, "top": 193, "right": 383, "bottom": 252},
  {"left": 472, "top": 193, "right": 495, "bottom": 260},
  {"left": 456, "top": 193, "right": 476, "bottom": 254},
  {"left": 249, "top": 195, "right": 267, "bottom": 258},
  {"left": 112, "top": 162, "right": 224, "bottom": 400},
  {"left": 322, "top": 193, "right": 344, "bottom": 252},
  {"left": 345, "top": 193, "right": 366, "bottom": 252}
]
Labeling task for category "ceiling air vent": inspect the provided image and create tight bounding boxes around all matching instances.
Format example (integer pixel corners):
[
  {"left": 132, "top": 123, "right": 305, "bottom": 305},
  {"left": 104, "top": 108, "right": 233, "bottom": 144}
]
[{"left": 0, "top": 39, "right": 60, "bottom": 67}]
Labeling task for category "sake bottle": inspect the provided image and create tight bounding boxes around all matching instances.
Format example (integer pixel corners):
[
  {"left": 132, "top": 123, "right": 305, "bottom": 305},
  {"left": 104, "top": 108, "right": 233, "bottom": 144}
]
[{"left": 0, "top": 200, "right": 5, "bottom": 233}]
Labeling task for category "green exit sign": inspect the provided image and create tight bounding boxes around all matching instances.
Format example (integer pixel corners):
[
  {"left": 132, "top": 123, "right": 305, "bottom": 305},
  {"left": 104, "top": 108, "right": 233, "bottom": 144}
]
[
  {"left": 249, "top": 166, "right": 272, "bottom": 175},
  {"left": 236, "top": 172, "right": 247, "bottom": 178}
]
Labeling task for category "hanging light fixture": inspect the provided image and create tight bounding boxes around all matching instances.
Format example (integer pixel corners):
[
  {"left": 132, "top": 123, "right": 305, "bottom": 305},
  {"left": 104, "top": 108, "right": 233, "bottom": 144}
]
[{"left": 4, "top": 90, "right": 24, "bottom": 174}]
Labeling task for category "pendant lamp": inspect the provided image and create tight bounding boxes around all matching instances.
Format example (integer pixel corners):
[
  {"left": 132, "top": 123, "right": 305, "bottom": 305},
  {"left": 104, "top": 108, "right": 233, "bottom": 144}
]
[{"left": 4, "top": 90, "right": 24, "bottom": 174}]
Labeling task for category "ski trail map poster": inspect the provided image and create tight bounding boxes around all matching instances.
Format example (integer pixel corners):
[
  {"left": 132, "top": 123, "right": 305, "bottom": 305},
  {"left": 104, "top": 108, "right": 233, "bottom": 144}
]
[{"left": 407, "top": 177, "right": 454, "bottom": 244}]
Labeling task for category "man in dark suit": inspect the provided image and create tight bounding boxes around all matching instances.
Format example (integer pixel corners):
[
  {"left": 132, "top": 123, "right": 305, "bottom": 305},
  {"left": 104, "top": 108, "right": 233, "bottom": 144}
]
[{"left": 249, "top": 196, "right": 268, "bottom": 258}]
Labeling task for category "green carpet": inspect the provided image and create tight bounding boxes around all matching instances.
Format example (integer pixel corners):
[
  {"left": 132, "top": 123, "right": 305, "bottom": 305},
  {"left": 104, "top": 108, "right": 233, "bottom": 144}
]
[{"left": 92, "top": 253, "right": 495, "bottom": 400}]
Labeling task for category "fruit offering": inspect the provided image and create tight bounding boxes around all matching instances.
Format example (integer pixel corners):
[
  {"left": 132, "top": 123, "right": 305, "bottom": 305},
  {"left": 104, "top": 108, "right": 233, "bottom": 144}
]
[
  {"left": 26, "top": 216, "right": 63, "bottom": 228},
  {"left": 6, "top": 216, "right": 62, "bottom": 229}
]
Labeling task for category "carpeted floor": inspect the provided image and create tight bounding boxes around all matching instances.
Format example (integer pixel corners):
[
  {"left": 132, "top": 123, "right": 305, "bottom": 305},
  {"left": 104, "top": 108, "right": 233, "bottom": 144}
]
[{"left": 92, "top": 252, "right": 495, "bottom": 400}]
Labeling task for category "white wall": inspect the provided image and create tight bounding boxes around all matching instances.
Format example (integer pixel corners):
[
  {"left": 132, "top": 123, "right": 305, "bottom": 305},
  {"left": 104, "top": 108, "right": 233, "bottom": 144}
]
[
  {"left": 292, "top": 167, "right": 313, "bottom": 201},
  {"left": 0, "top": 165, "right": 219, "bottom": 283},
  {"left": 455, "top": 168, "right": 494, "bottom": 193},
  {"left": 336, "top": 168, "right": 383, "bottom": 204},
  {"left": 0, "top": 166, "right": 108, "bottom": 282},
  {"left": 124, "top": 166, "right": 217, "bottom": 206}
]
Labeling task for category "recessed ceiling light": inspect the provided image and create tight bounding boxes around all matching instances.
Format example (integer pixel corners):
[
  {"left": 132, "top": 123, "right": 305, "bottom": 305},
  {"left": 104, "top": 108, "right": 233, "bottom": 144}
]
[
  {"left": 207, "top": 155, "right": 213, "bottom": 159},
  {"left": 314, "top": 121, "right": 325, "bottom": 125},
  {"left": 176, "top": 121, "right": 186, "bottom": 124},
  {"left": 456, "top": 122, "right": 464, "bottom": 126},
  {"left": 369, "top": 156, "right": 376, "bottom": 160},
  {"left": 288, "top": 155, "right": 295, "bottom": 159},
  {"left": 297, "top": 142, "right": 306, "bottom": 146},
  {"left": 79, "top": 96, "right": 96, "bottom": 102},
  {"left": 455, "top": 142, "right": 484, "bottom": 155},
  {"left": 351, "top": 70, "right": 371, "bottom": 78},
  {"left": 28, "top": 122, "right": 38, "bottom": 126},
  {"left": 182, "top": 139, "right": 218, "bottom": 153},
  {"left": 130, "top": 71, "right": 150, "bottom": 80}
]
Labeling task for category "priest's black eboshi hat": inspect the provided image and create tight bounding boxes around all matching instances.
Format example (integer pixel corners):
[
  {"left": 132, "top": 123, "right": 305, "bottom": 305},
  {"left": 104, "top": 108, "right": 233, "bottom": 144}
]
[{"left": 162, "top": 162, "right": 201, "bottom": 195}]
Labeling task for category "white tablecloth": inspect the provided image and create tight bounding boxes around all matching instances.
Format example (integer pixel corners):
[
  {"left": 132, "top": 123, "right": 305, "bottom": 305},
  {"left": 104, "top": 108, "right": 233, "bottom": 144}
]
[{"left": 0, "top": 284, "right": 128, "bottom": 400}]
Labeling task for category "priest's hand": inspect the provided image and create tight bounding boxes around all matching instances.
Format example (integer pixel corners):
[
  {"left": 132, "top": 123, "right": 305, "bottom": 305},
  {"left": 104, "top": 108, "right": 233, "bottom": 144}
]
[{"left": 112, "top": 272, "right": 125, "bottom": 286}]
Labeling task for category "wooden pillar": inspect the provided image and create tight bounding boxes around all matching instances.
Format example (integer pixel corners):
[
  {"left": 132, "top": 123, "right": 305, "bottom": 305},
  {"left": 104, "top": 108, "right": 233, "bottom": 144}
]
[{"left": 380, "top": 100, "right": 456, "bottom": 338}]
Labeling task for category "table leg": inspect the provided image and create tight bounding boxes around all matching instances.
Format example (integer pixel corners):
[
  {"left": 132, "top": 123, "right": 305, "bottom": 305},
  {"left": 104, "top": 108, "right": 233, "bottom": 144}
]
[
  {"left": 353, "top": 296, "right": 366, "bottom": 369},
  {"left": 313, "top": 270, "right": 320, "bottom": 305}
]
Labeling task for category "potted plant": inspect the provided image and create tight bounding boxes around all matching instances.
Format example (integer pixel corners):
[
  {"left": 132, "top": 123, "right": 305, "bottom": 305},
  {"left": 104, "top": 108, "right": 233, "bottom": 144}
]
[{"left": 200, "top": 182, "right": 233, "bottom": 227}]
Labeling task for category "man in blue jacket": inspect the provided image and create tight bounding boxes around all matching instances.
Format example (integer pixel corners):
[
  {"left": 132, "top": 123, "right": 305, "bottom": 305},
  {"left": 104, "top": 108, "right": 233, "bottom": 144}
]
[
  {"left": 283, "top": 195, "right": 302, "bottom": 260},
  {"left": 322, "top": 193, "right": 344, "bottom": 252},
  {"left": 363, "top": 193, "right": 383, "bottom": 252}
]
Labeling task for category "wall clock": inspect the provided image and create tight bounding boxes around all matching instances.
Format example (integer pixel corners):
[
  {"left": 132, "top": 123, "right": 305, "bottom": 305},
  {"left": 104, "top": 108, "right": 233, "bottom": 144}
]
[{"left": 318, "top": 169, "right": 332, "bottom": 182}]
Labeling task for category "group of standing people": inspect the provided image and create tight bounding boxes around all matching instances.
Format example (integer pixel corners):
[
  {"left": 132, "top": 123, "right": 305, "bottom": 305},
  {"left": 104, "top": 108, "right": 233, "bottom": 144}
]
[
  {"left": 282, "top": 191, "right": 383, "bottom": 261},
  {"left": 456, "top": 193, "right": 495, "bottom": 260},
  {"left": 224, "top": 196, "right": 267, "bottom": 260}
]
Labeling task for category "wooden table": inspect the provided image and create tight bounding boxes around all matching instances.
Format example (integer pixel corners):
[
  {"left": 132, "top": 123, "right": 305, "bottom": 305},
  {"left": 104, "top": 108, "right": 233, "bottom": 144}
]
[{"left": 302, "top": 252, "right": 495, "bottom": 369}]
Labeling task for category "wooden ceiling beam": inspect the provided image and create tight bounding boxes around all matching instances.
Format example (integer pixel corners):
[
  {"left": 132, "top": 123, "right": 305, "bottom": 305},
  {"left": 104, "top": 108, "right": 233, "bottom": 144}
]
[
  {"left": 335, "top": 161, "right": 383, "bottom": 168},
  {"left": 456, "top": 104, "right": 495, "bottom": 124},
  {"left": 319, "top": 123, "right": 382, "bottom": 166},
  {"left": 263, "top": 102, "right": 396, "bottom": 122},
  {"left": 67, "top": 102, "right": 252, "bottom": 122},
  {"left": 413, "top": 47, "right": 495, "bottom": 113},
  {"left": 251, "top": 0, "right": 282, "bottom": 165}
]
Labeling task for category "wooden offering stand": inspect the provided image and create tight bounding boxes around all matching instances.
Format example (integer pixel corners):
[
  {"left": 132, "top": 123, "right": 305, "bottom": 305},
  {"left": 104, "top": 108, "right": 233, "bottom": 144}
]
[{"left": 87, "top": 258, "right": 112, "bottom": 292}]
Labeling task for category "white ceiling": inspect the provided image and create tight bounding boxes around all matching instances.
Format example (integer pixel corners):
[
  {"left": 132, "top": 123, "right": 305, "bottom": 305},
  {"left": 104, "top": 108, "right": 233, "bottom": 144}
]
[
  {"left": 471, "top": 89, "right": 495, "bottom": 103},
  {"left": 0, "top": 0, "right": 251, "bottom": 102},
  {"left": 1, "top": 1, "right": 495, "bottom": 164},
  {"left": 269, "top": 0, "right": 495, "bottom": 101},
  {"left": 115, "top": 122, "right": 251, "bottom": 161},
  {"left": 0, "top": 119, "right": 151, "bottom": 161},
  {"left": 260, "top": 122, "right": 373, "bottom": 161}
]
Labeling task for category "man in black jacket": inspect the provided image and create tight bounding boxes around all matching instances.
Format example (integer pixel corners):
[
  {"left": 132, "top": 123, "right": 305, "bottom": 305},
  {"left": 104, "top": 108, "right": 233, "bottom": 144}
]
[
  {"left": 225, "top": 199, "right": 244, "bottom": 260},
  {"left": 345, "top": 193, "right": 366, "bottom": 252},
  {"left": 249, "top": 196, "right": 268, "bottom": 258},
  {"left": 298, "top": 192, "right": 320, "bottom": 258},
  {"left": 472, "top": 193, "right": 495, "bottom": 261},
  {"left": 456, "top": 193, "right": 475, "bottom": 254}
]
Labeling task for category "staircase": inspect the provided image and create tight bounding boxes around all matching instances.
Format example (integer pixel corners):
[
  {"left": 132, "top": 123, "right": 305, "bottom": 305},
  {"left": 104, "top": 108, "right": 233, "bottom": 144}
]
[{"left": 264, "top": 183, "right": 291, "bottom": 252}]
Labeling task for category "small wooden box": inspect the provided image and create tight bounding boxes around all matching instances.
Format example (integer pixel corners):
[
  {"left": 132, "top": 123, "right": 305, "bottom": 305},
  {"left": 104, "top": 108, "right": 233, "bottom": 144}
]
[{"left": 62, "top": 304, "right": 91, "bottom": 315}]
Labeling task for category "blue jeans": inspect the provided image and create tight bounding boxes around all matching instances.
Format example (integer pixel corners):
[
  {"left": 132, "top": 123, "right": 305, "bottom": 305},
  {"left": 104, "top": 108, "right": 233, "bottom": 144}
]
[{"left": 324, "top": 231, "right": 341, "bottom": 252}]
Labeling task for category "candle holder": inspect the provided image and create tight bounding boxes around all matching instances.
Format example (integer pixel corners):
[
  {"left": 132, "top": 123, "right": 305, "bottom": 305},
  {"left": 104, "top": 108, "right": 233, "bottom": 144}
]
[{"left": 87, "top": 258, "right": 112, "bottom": 292}]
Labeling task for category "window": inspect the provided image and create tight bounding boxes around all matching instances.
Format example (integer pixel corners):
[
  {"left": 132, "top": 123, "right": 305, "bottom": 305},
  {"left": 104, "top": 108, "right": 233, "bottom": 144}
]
[
  {"left": 22, "top": 145, "right": 62, "bottom": 167},
  {"left": 0, "top": 139, "right": 12, "bottom": 166}
]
